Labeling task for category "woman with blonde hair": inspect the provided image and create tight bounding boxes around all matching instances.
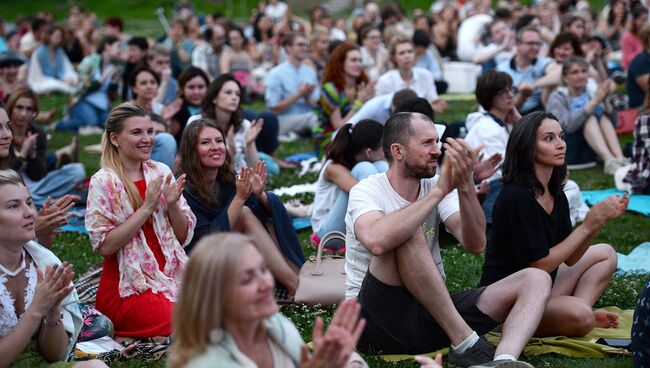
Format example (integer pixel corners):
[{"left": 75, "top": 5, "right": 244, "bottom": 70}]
[
  {"left": 169, "top": 232, "right": 367, "bottom": 368},
  {"left": 85, "top": 102, "right": 196, "bottom": 338},
  {"left": 0, "top": 166, "right": 105, "bottom": 367}
]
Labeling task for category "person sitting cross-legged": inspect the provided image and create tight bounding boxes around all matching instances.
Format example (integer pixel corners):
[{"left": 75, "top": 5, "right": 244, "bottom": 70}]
[
  {"left": 346, "top": 112, "right": 549, "bottom": 367},
  {"left": 479, "top": 111, "right": 625, "bottom": 337}
]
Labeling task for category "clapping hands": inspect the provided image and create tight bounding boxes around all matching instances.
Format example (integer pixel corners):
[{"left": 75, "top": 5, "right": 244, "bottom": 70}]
[{"left": 301, "top": 298, "right": 366, "bottom": 368}]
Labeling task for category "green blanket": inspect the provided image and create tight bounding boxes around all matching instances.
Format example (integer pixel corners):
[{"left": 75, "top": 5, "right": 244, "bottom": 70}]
[{"left": 379, "top": 307, "right": 632, "bottom": 362}]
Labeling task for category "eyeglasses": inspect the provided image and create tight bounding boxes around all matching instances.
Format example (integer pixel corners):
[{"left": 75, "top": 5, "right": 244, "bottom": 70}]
[{"left": 497, "top": 87, "right": 518, "bottom": 96}]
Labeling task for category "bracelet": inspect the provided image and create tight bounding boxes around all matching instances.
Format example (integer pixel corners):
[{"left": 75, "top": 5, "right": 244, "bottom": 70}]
[{"left": 42, "top": 313, "right": 63, "bottom": 327}]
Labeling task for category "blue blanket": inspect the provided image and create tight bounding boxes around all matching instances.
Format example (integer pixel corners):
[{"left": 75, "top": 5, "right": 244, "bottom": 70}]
[
  {"left": 617, "top": 242, "right": 650, "bottom": 274},
  {"left": 581, "top": 189, "right": 650, "bottom": 216}
]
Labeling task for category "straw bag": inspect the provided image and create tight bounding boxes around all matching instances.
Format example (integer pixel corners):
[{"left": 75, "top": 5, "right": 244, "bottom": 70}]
[{"left": 294, "top": 232, "right": 346, "bottom": 306}]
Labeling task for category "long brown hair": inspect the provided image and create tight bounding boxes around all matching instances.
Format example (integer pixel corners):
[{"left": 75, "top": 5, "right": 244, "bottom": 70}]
[
  {"left": 201, "top": 74, "right": 244, "bottom": 133},
  {"left": 322, "top": 42, "right": 369, "bottom": 91},
  {"left": 6, "top": 87, "right": 39, "bottom": 121},
  {"left": 101, "top": 102, "right": 151, "bottom": 209},
  {"left": 168, "top": 233, "right": 257, "bottom": 368},
  {"left": 177, "top": 118, "right": 235, "bottom": 207}
]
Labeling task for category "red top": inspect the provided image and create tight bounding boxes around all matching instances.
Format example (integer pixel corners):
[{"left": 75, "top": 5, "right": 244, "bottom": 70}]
[{"left": 95, "top": 179, "right": 173, "bottom": 338}]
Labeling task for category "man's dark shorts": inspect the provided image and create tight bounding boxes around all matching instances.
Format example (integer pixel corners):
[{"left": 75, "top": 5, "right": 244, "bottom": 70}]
[{"left": 357, "top": 271, "right": 498, "bottom": 355}]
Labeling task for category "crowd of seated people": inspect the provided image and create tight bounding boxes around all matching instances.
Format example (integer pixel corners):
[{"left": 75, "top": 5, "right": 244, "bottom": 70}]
[{"left": 0, "top": 0, "right": 649, "bottom": 366}]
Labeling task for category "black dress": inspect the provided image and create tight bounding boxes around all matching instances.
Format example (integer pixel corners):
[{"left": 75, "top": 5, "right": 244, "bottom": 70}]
[{"left": 479, "top": 182, "right": 572, "bottom": 287}]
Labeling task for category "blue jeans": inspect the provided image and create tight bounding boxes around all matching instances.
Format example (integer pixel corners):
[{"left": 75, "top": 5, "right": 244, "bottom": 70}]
[
  {"left": 150, "top": 132, "right": 177, "bottom": 169},
  {"left": 481, "top": 178, "right": 502, "bottom": 224},
  {"left": 25, "top": 163, "right": 86, "bottom": 206},
  {"left": 56, "top": 99, "right": 108, "bottom": 132},
  {"left": 316, "top": 161, "right": 388, "bottom": 238}
]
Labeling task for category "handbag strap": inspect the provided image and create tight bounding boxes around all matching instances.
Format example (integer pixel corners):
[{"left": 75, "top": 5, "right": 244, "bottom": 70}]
[{"left": 312, "top": 232, "right": 346, "bottom": 276}]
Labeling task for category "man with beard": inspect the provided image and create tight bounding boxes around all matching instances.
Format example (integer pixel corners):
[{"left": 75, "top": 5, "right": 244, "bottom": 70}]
[{"left": 345, "top": 112, "right": 549, "bottom": 368}]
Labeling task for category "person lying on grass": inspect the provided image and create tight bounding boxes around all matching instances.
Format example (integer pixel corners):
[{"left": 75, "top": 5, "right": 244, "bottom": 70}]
[
  {"left": 168, "top": 232, "right": 367, "bottom": 368},
  {"left": 177, "top": 118, "right": 303, "bottom": 298},
  {"left": 479, "top": 111, "right": 625, "bottom": 337},
  {"left": 0, "top": 168, "right": 106, "bottom": 368}
]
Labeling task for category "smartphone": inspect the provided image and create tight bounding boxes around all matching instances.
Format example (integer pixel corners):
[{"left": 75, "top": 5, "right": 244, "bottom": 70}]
[{"left": 597, "top": 338, "right": 631, "bottom": 349}]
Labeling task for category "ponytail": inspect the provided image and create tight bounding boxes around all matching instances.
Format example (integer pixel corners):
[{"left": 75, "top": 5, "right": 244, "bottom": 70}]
[{"left": 326, "top": 120, "right": 383, "bottom": 169}]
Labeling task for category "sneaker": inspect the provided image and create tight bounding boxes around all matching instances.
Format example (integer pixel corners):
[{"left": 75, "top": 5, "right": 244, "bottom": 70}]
[
  {"left": 469, "top": 360, "right": 534, "bottom": 368},
  {"left": 604, "top": 159, "right": 622, "bottom": 175},
  {"left": 448, "top": 336, "right": 496, "bottom": 367},
  {"left": 567, "top": 161, "right": 597, "bottom": 170}
]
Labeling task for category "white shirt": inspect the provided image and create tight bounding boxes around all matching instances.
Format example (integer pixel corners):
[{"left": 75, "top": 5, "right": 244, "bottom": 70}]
[
  {"left": 344, "top": 173, "right": 459, "bottom": 298},
  {"left": 311, "top": 160, "right": 338, "bottom": 234},
  {"left": 347, "top": 93, "right": 394, "bottom": 126},
  {"left": 456, "top": 14, "right": 493, "bottom": 62},
  {"left": 375, "top": 67, "right": 439, "bottom": 102},
  {"left": 465, "top": 112, "right": 510, "bottom": 181}
]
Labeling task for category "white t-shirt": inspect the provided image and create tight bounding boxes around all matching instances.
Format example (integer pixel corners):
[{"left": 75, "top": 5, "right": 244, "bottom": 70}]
[
  {"left": 344, "top": 172, "right": 459, "bottom": 298},
  {"left": 456, "top": 14, "right": 493, "bottom": 62},
  {"left": 375, "top": 67, "right": 439, "bottom": 102},
  {"left": 465, "top": 112, "right": 510, "bottom": 181},
  {"left": 311, "top": 160, "right": 338, "bottom": 234}
]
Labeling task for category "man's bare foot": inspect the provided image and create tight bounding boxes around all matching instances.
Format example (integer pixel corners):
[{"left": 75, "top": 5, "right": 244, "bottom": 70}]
[{"left": 594, "top": 310, "right": 619, "bottom": 328}]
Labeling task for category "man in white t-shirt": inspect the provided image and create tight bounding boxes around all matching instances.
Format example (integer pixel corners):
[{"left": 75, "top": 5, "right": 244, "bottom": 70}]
[{"left": 346, "top": 112, "right": 550, "bottom": 367}]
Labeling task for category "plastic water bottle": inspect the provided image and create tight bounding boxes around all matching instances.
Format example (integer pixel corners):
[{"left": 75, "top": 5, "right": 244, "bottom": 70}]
[{"left": 459, "top": 126, "right": 467, "bottom": 139}]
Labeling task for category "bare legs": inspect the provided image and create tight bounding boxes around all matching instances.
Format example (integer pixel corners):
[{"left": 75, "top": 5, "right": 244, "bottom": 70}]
[
  {"left": 582, "top": 115, "right": 624, "bottom": 163},
  {"left": 392, "top": 229, "right": 548, "bottom": 358},
  {"left": 233, "top": 206, "right": 299, "bottom": 295},
  {"left": 476, "top": 268, "right": 551, "bottom": 358},
  {"left": 535, "top": 243, "right": 618, "bottom": 337},
  {"left": 394, "top": 230, "right": 473, "bottom": 345}
]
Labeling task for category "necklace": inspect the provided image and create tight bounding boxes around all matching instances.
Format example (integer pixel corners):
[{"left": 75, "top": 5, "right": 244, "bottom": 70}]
[{"left": 0, "top": 249, "right": 26, "bottom": 277}]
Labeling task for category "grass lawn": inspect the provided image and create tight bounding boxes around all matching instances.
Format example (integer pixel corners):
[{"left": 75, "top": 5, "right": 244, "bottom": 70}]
[{"left": 34, "top": 91, "right": 648, "bottom": 368}]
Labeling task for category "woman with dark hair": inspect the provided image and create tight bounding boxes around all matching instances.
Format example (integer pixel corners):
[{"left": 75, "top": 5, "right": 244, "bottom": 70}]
[
  {"left": 129, "top": 65, "right": 162, "bottom": 115},
  {"left": 318, "top": 43, "right": 374, "bottom": 131},
  {"left": 220, "top": 27, "right": 255, "bottom": 96},
  {"left": 129, "top": 65, "right": 178, "bottom": 169},
  {"left": 6, "top": 88, "right": 84, "bottom": 206},
  {"left": 27, "top": 25, "right": 78, "bottom": 95},
  {"left": 169, "top": 66, "right": 209, "bottom": 143},
  {"left": 85, "top": 103, "right": 195, "bottom": 338},
  {"left": 621, "top": 6, "right": 649, "bottom": 69},
  {"left": 546, "top": 56, "right": 627, "bottom": 173},
  {"left": 598, "top": 0, "right": 628, "bottom": 51},
  {"left": 311, "top": 120, "right": 385, "bottom": 248},
  {"left": 251, "top": 12, "right": 279, "bottom": 79},
  {"left": 54, "top": 36, "right": 122, "bottom": 133},
  {"left": 358, "top": 24, "right": 388, "bottom": 81},
  {"left": 479, "top": 111, "right": 626, "bottom": 337},
  {"left": 465, "top": 70, "right": 519, "bottom": 223},
  {"left": 177, "top": 119, "right": 303, "bottom": 297},
  {"left": 188, "top": 74, "right": 263, "bottom": 171}
]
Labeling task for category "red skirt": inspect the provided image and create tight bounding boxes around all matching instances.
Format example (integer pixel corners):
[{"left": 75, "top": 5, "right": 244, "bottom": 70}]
[{"left": 95, "top": 179, "right": 174, "bottom": 338}]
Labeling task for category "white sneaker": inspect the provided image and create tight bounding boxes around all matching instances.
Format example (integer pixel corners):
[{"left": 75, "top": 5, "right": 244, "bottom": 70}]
[{"left": 78, "top": 126, "right": 105, "bottom": 136}]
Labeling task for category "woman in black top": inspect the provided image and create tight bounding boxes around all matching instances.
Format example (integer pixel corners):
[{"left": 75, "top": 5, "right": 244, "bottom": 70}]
[{"left": 479, "top": 111, "right": 628, "bottom": 337}]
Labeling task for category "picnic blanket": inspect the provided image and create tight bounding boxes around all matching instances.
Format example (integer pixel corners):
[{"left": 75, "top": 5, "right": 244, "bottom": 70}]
[
  {"left": 581, "top": 189, "right": 650, "bottom": 216},
  {"left": 379, "top": 307, "right": 633, "bottom": 362},
  {"left": 617, "top": 242, "right": 650, "bottom": 274}
]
